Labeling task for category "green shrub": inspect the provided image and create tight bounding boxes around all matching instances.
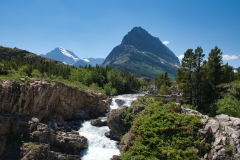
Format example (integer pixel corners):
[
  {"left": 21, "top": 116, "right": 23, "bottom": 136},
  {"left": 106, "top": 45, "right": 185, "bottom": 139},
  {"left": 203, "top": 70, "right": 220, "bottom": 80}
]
[
  {"left": 215, "top": 96, "right": 240, "bottom": 118},
  {"left": 158, "top": 84, "right": 171, "bottom": 95},
  {"left": 121, "top": 99, "right": 206, "bottom": 160},
  {"left": 225, "top": 138, "right": 233, "bottom": 157}
]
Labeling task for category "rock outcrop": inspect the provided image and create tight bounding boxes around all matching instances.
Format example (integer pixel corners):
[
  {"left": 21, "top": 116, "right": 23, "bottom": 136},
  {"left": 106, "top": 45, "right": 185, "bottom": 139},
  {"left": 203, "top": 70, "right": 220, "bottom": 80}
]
[
  {"left": 0, "top": 114, "right": 87, "bottom": 159},
  {"left": 182, "top": 107, "right": 240, "bottom": 160},
  {"left": 106, "top": 106, "right": 129, "bottom": 141},
  {"left": 106, "top": 104, "right": 145, "bottom": 141},
  {"left": 0, "top": 79, "right": 112, "bottom": 159},
  {"left": 0, "top": 79, "right": 111, "bottom": 121}
]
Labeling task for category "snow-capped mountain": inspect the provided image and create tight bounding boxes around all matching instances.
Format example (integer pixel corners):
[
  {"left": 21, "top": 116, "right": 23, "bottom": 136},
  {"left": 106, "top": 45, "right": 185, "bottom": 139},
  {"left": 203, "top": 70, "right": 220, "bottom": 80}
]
[
  {"left": 42, "top": 47, "right": 86, "bottom": 65},
  {"left": 42, "top": 47, "right": 105, "bottom": 67}
]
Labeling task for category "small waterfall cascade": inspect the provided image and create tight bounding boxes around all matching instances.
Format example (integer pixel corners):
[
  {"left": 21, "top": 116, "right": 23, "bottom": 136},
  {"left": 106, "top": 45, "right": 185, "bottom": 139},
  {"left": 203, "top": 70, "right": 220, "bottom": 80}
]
[{"left": 79, "top": 94, "right": 144, "bottom": 160}]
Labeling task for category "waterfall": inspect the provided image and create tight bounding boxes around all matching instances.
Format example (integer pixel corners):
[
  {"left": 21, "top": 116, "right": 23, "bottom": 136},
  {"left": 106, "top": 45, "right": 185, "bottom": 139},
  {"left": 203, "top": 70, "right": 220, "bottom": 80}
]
[{"left": 79, "top": 94, "right": 144, "bottom": 160}]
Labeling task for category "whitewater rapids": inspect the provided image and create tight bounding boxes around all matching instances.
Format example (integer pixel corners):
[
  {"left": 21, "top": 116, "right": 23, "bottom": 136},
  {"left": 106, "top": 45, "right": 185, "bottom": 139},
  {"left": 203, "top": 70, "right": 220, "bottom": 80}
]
[{"left": 79, "top": 94, "right": 144, "bottom": 160}]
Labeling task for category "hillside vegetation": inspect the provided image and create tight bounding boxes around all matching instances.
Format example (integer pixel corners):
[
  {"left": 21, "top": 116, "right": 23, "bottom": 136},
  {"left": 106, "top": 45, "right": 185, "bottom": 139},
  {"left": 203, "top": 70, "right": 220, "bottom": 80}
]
[
  {"left": 0, "top": 46, "right": 145, "bottom": 95},
  {"left": 119, "top": 97, "right": 209, "bottom": 160}
]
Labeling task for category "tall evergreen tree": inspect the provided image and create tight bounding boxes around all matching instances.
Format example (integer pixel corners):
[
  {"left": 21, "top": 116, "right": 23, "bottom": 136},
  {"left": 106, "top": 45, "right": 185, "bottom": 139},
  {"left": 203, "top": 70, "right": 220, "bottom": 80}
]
[
  {"left": 207, "top": 46, "right": 223, "bottom": 87},
  {"left": 176, "top": 49, "right": 196, "bottom": 105},
  {"left": 192, "top": 47, "right": 205, "bottom": 109},
  {"left": 155, "top": 72, "right": 171, "bottom": 89}
]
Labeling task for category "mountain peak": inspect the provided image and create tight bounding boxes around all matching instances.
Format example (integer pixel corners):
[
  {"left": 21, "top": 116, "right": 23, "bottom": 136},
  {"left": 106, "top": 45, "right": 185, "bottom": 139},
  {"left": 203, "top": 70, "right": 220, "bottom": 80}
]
[
  {"left": 55, "top": 47, "right": 79, "bottom": 62},
  {"left": 102, "top": 27, "right": 180, "bottom": 79},
  {"left": 43, "top": 47, "right": 80, "bottom": 65},
  {"left": 121, "top": 26, "right": 153, "bottom": 46}
]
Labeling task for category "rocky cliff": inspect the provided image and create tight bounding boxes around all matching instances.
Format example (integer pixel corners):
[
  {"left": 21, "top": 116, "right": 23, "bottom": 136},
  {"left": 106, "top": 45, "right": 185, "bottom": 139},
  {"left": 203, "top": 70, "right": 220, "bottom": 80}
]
[
  {"left": 182, "top": 107, "right": 240, "bottom": 160},
  {"left": 0, "top": 79, "right": 111, "bottom": 159},
  {"left": 0, "top": 79, "right": 111, "bottom": 121}
]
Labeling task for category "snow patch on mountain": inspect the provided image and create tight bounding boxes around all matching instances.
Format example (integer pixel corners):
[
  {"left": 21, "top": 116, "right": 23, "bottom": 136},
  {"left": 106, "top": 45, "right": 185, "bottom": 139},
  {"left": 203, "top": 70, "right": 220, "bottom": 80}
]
[
  {"left": 83, "top": 58, "right": 90, "bottom": 62},
  {"left": 58, "top": 47, "right": 79, "bottom": 62}
]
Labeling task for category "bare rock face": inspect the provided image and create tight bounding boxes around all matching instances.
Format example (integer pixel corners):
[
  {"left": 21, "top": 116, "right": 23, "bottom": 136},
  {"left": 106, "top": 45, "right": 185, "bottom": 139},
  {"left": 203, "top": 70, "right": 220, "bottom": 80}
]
[
  {"left": 0, "top": 79, "right": 111, "bottom": 121},
  {"left": 0, "top": 115, "right": 86, "bottom": 159},
  {"left": 181, "top": 107, "right": 240, "bottom": 160}
]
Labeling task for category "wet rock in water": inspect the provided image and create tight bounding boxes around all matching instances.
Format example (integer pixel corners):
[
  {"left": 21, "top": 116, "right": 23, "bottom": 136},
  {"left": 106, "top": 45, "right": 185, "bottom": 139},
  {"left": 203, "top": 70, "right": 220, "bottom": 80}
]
[
  {"left": 105, "top": 130, "right": 111, "bottom": 138},
  {"left": 111, "top": 155, "right": 120, "bottom": 160},
  {"left": 115, "top": 99, "right": 125, "bottom": 107},
  {"left": 47, "top": 151, "right": 82, "bottom": 160},
  {"left": 90, "top": 119, "right": 107, "bottom": 127}
]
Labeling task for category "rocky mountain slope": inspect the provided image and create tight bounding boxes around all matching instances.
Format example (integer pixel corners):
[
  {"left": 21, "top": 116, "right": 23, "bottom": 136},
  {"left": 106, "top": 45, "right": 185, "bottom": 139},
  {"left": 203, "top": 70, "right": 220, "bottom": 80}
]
[
  {"left": 0, "top": 79, "right": 111, "bottom": 159},
  {"left": 102, "top": 27, "right": 180, "bottom": 79}
]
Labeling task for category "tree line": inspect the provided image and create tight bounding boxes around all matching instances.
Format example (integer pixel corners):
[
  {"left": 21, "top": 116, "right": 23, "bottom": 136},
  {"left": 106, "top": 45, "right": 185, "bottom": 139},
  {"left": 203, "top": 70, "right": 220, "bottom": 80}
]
[
  {"left": 0, "top": 46, "right": 143, "bottom": 95},
  {"left": 175, "top": 46, "right": 240, "bottom": 115}
]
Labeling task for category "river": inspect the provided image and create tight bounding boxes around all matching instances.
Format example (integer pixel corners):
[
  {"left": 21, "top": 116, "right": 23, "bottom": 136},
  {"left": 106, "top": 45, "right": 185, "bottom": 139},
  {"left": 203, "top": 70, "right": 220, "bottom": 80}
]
[{"left": 79, "top": 94, "right": 144, "bottom": 160}]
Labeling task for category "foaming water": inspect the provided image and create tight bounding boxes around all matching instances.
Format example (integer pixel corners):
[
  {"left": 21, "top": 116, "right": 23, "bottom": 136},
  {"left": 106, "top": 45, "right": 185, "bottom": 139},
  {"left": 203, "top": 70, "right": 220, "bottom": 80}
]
[
  {"left": 111, "top": 93, "right": 145, "bottom": 109},
  {"left": 80, "top": 121, "right": 119, "bottom": 160},
  {"left": 79, "top": 93, "right": 144, "bottom": 160}
]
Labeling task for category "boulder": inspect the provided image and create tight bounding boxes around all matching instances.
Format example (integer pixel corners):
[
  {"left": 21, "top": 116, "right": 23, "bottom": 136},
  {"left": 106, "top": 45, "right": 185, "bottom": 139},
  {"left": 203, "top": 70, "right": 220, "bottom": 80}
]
[
  {"left": 110, "top": 155, "right": 121, "bottom": 160},
  {"left": 115, "top": 99, "right": 125, "bottom": 107},
  {"left": 106, "top": 106, "right": 129, "bottom": 140},
  {"left": 50, "top": 131, "right": 88, "bottom": 155},
  {"left": 90, "top": 119, "right": 107, "bottom": 127}
]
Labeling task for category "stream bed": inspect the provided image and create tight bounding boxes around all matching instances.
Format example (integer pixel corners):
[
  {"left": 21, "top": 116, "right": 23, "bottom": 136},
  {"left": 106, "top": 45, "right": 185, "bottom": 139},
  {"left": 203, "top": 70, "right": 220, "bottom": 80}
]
[{"left": 79, "top": 94, "right": 144, "bottom": 160}]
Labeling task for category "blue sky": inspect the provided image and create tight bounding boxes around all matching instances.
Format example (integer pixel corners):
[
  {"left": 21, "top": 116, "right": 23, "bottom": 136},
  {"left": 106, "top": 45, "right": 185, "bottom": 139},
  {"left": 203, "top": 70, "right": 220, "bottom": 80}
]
[{"left": 1, "top": 0, "right": 240, "bottom": 68}]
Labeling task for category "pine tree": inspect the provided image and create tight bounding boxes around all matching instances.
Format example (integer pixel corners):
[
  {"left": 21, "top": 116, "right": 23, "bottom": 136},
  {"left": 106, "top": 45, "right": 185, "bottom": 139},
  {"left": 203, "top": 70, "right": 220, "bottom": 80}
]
[
  {"left": 176, "top": 49, "right": 196, "bottom": 105},
  {"left": 155, "top": 72, "right": 171, "bottom": 90},
  {"left": 192, "top": 47, "right": 205, "bottom": 109}
]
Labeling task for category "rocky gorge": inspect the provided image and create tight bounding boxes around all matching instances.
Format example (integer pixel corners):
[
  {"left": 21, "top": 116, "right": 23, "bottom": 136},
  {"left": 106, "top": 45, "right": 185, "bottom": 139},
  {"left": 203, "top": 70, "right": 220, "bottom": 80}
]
[
  {"left": 1, "top": 78, "right": 240, "bottom": 160},
  {"left": 0, "top": 79, "right": 111, "bottom": 159}
]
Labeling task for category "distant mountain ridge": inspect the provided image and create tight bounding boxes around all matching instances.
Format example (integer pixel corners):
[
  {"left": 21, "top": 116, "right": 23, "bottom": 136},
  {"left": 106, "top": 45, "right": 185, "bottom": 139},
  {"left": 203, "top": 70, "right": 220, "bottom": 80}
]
[
  {"left": 41, "top": 47, "right": 104, "bottom": 66},
  {"left": 82, "top": 58, "right": 105, "bottom": 66},
  {"left": 102, "top": 27, "right": 180, "bottom": 79},
  {"left": 41, "top": 47, "right": 82, "bottom": 65}
]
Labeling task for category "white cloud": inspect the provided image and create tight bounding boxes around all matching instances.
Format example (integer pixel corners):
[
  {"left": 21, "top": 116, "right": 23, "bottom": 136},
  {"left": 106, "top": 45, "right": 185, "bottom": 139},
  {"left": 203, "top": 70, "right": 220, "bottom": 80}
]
[
  {"left": 162, "top": 41, "right": 169, "bottom": 45},
  {"left": 178, "top": 55, "right": 184, "bottom": 61},
  {"left": 222, "top": 54, "right": 238, "bottom": 60}
]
